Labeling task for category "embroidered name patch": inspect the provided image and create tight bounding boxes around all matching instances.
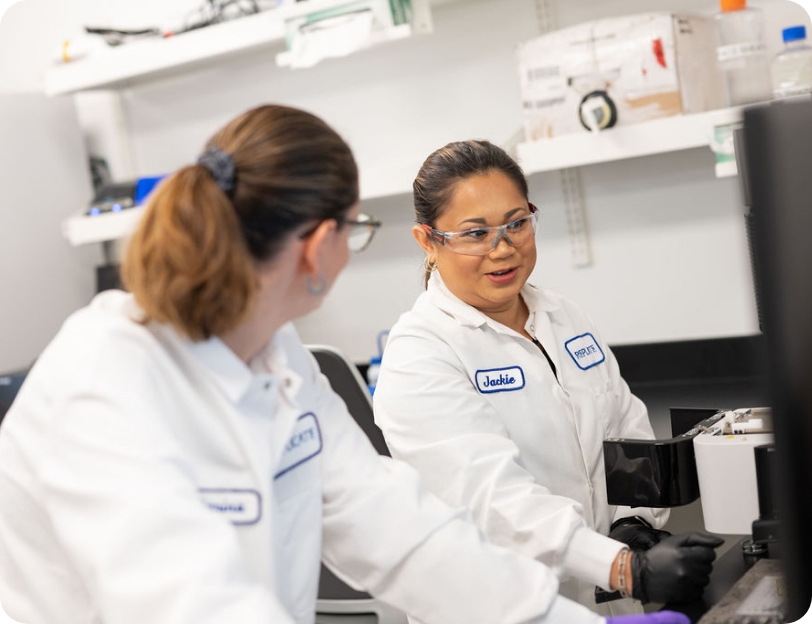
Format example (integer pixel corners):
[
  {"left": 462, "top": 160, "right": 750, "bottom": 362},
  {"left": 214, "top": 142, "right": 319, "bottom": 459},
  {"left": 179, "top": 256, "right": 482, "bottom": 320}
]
[
  {"left": 199, "top": 489, "right": 261, "bottom": 525},
  {"left": 564, "top": 333, "right": 605, "bottom": 370},
  {"left": 274, "top": 412, "right": 323, "bottom": 479},
  {"left": 475, "top": 366, "right": 525, "bottom": 394}
]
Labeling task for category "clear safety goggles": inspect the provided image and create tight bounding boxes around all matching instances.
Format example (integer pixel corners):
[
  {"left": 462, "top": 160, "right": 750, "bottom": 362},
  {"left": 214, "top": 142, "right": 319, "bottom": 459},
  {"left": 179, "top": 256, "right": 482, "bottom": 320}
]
[{"left": 421, "top": 203, "right": 539, "bottom": 256}]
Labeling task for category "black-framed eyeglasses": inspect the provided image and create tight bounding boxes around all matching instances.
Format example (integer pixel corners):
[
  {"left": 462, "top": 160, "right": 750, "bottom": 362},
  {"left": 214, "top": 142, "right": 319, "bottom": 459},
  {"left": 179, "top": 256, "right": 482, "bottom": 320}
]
[
  {"left": 342, "top": 213, "right": 382, "bottom": 253},
  {"left": 299, "top": 212, "right": 382, "bottom": 253},
  {"left": 421, "top": 203, "right": 539, "bottom": 256}
]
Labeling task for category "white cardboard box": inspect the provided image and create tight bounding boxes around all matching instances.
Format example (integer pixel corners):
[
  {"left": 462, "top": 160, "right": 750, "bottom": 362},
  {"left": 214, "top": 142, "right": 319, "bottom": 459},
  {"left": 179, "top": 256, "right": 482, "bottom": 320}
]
[{"left": 517, "top": 13, "right": 726, "bottom": 141}]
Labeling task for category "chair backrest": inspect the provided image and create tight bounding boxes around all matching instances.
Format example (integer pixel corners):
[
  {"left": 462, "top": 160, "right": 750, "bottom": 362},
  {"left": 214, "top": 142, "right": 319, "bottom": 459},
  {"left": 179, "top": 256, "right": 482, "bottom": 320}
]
[
  {"left": 307, "top": 345, "right": 407, "bottom": 624},
  {"left": 0, "top": 369, "right": 27, "bottom": 427},
  {"left": 307, "top": 345, "right": 390, "bottom": 457}
]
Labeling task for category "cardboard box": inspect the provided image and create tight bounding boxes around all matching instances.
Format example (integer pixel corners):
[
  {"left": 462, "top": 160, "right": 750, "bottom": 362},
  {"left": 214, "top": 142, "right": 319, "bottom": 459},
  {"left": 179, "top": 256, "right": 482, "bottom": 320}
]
[{"left": 517, "top": 13, "right": 726, "bottom": 141}]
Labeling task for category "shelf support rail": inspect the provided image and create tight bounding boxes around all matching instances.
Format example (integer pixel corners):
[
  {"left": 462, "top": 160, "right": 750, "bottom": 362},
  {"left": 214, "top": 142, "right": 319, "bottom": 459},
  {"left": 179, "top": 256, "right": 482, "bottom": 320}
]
[
  {"left": 533, "top": 0, "right": 559, "bottom": 35},
  {"left": 560, "top": 167, "right": 592, "bottom": 267},
  {"left": 533, "top": 0, "right": 593, "bottom": 268}
]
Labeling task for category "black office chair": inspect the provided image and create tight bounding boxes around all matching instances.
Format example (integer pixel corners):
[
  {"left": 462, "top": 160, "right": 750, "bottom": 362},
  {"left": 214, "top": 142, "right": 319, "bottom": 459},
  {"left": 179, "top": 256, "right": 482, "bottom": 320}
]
[
  {"left": 0, "top": 368, "right": 27, "bottom": 427},
  {"left": 307, "top": 345, "right": 407, "bottom": 624}
]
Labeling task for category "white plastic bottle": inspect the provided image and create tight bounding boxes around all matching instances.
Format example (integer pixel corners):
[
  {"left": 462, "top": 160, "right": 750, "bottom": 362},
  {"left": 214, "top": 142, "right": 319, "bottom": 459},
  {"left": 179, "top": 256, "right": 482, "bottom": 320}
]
[
  {"left": 772, "top": 25, "right": 812, "bottom": 99},
  {"left": 714, "top": 0, "right": 773, "bottom": 106}
]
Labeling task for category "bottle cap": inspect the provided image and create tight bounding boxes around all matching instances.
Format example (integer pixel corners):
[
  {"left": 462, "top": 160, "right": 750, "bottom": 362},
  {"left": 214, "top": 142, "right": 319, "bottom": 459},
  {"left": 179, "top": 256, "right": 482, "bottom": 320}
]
[
  {"left": 720, "top": 0, "right": 746, "bottom": 12},
  {"left": 783, "top": 25, "right": 807, "bottom": 43}
]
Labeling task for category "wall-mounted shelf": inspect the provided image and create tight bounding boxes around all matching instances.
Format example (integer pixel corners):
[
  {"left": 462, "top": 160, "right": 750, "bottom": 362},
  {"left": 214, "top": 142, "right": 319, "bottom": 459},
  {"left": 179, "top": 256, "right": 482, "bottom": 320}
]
[
  {"left": 45, "top": 0, "right": 432, "bottom": 96},
  {"left": 45, "top": 11, "right": 286, "bottom": 96},
  {"left": 62, "top": 207, "right": 145, "bottom": 246},
  {"left": 62, "top": 106, "right": 747, "bottom": 246},
  {"left": 516, "top": 106, "right": 745, "bottom": 177},
  {"left": 62, "top": 165, "right": 419, "bottom": 246}
]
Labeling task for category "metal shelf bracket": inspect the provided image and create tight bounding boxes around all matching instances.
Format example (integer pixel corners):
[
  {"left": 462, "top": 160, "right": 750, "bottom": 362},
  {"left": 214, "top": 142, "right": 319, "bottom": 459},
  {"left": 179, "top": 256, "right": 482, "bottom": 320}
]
[
  {"left": 560, "top": 167, "right": 593, "bottom": 268},
  {"left": 533, "top": 0, "right": 592, "bottom": 267}
]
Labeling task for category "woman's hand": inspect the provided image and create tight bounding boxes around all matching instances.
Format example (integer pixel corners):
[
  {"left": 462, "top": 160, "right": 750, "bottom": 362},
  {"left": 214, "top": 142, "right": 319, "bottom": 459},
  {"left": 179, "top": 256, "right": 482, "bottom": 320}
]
[
  {"left": 630, "top": 532, "right": 725, "bottom": 604},
  {"left": 609, "top": 517, "right": 672, "bottom": 551}
]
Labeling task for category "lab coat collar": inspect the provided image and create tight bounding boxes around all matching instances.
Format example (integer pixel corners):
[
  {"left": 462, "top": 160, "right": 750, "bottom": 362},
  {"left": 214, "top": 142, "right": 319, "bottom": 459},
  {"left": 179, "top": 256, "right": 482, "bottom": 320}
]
[
  {"left": 249, "top": 327, "right": 304, "bottom": 404},
  {"left": 184, "top": 330, "right": 303, "bottom": 406},
  {"left": 425, "top": 272, "right": 561, "bottom": 331},
  {"left": 184, "top": 337, "right": 255, "bottom": 404},
  {"left": 520, "top": 280, "right": 561, "bottom": 313}
]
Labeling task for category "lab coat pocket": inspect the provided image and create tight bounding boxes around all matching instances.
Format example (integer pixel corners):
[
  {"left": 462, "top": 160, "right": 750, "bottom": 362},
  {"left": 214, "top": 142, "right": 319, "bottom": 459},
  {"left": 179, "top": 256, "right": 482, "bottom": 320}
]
[{"left": 273, "top": 457, "right": 321, "bottom": 503}]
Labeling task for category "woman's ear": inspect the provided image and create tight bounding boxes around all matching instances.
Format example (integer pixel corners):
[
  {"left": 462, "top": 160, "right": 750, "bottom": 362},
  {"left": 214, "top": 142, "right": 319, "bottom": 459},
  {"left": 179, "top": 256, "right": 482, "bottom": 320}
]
[
  {"left": 302, "top": 219, "right": 338, "bottom": 276},
  {"left": 412, "top": 224, "right": 436, "bottom": 256}
]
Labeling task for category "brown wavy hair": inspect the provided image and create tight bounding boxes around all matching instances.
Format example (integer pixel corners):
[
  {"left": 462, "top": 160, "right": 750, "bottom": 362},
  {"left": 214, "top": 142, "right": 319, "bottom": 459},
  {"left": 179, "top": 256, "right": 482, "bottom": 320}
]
[{"left": 122, "top": 104, "right": 358, "bottom": 340}]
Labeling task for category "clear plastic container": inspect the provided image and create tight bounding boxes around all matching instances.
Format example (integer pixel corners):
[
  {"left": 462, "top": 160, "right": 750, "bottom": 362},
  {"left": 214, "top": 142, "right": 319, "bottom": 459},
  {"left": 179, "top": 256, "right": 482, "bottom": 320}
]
[
  {"left": 772, "top": 25, "right": 812, "bottom": 99},
  {"left": 714, "top": 0, "right": 773, "bottom": 106}
]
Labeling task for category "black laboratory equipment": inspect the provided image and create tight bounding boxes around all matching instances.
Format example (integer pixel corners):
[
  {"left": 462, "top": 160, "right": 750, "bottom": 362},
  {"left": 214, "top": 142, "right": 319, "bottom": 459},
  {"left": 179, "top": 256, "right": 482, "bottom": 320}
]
[
  {"left": 602, "top": 99, "right": 812, "bottom": 623},
  {"left": 742, "top": 97, "right": 812, "bottom": 622},
  {"left": 87, "top": 175, "right": 165, "bottom": 293}
]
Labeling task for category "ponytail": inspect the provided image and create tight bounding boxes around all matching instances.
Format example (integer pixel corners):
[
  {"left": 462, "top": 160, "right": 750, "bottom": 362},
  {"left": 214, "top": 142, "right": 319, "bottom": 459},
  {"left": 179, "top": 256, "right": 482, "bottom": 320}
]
[
  {"left": 122, "top": 104, "right": 358, "bottom": 340},
  {"left": 121, "top": 165, "right": 256, "bottom": 340}
]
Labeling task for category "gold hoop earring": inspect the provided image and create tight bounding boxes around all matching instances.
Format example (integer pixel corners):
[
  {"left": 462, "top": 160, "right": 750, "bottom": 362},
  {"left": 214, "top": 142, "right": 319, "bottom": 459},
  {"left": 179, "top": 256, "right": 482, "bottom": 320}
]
[{"left": 424, "top": 257, "right": 437, "bottom": 272}]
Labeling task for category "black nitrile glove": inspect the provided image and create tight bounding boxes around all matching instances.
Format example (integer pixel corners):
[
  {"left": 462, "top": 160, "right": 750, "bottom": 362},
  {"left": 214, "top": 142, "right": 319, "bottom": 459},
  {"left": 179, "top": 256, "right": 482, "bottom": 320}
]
[
  {"left": 631, "top": 532, "right": 725, "bottom": 604},
  {"left": 609, "top": 516, "right": 672, "bottom": 551}
]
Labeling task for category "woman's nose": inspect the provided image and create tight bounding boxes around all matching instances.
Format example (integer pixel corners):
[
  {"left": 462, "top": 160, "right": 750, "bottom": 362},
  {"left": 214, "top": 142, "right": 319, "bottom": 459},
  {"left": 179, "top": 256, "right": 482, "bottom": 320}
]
[{"left": 489, "top": 232, "right": 515, "bottom": 255}]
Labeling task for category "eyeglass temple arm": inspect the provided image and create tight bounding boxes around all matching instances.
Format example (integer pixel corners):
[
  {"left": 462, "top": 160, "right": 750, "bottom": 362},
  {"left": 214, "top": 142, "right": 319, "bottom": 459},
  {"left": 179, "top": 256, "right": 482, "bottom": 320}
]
[{"left": 421, "top": 224, "right": 445, "bottom": 245}]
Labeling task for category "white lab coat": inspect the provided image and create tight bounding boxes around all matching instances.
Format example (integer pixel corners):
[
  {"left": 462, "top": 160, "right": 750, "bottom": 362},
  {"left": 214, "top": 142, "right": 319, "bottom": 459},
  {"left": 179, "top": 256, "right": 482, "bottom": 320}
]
[
  {"left": 0, "top": 290, "right": 604, "bottom": 624},
  {"left": 373, "top": 274, "right": 669, "bottom": 615}
]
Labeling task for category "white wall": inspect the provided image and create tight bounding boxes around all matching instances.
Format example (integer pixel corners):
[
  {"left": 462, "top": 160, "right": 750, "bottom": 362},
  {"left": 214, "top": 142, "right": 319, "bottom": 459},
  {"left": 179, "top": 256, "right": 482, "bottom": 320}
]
[
  {"left": 0, "top": 93, "right": 98, "bottom": 373},
  {"left": 2, "top": 0, "right": 809, "bottom": 363}
]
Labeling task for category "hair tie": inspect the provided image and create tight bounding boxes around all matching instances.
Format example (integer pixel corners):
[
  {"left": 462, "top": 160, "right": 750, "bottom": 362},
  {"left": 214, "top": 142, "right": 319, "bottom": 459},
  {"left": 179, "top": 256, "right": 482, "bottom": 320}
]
[{"left": 197, "top": 147, "right": 236, "bottom": 194}]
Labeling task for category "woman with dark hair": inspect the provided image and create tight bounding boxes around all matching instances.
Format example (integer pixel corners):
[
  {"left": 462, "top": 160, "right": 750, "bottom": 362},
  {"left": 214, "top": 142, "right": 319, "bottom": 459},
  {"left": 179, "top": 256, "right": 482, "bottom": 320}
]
[
  {"left": 373, "top": 139, "right": 723, "bottom": 617},
  {"left": 0, "top": 106, "right": 687, "bottom": 624}
]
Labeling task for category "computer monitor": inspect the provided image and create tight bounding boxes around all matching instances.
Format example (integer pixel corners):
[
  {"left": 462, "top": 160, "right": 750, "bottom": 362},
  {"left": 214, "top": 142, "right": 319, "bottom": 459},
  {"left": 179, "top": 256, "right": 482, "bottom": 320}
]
[{"left": 743, "top": 98, "right": 812, "bottom": 621}]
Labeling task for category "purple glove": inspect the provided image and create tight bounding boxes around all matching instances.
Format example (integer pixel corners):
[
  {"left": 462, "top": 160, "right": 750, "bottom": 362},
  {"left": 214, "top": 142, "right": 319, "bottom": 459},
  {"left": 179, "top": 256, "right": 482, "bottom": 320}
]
[{"left": 606, "top": 612, "right": 691, "bottom": 624}]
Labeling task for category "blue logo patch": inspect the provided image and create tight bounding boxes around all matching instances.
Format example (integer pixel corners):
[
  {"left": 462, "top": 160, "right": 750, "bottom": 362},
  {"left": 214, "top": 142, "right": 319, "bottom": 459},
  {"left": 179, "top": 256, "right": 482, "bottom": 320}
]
[
  {"left": 475, "top": 366, "right": 525, "bottom": 394},
  {"left": 199, "top": 489, "right": 261, "bottom": 525},
  {"left": 274, "top": 412, "right": 323, "bottom": 479},
  {"left": 564, "top": 333, "right": 605, "bottom": 370}
]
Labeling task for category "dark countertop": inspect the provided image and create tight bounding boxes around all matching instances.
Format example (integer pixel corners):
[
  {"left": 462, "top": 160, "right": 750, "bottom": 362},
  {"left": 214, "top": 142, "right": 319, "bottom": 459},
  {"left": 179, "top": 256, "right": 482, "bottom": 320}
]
[{"left": 663, "top": 538, "right": 772, "bottom": 623}]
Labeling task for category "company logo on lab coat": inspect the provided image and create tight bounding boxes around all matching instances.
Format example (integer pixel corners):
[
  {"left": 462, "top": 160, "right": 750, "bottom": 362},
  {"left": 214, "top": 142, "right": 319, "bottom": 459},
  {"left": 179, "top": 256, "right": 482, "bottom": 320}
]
[
  {"left": 564, "top": 333, "right": 605, "bottom": 370},
  {"left": 274, "top": 412, "right": 323, "bottom": 479},
  {"left": 475, "top": 366, "right": 526, "bottom": 394},
  {"left": 199, "top": 488, "right": 262, "bottom": 525}
]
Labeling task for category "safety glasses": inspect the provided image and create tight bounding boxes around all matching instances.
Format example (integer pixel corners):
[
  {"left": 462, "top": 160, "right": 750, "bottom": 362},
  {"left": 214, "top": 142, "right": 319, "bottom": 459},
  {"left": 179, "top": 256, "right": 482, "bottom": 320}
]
[{"left": 422, "top": 203, "right": 539, "bottom": 256}]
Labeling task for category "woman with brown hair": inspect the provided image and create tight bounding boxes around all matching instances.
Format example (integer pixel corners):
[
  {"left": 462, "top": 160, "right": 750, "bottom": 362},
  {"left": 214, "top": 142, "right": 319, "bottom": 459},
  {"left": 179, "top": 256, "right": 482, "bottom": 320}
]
[
  {"left": 0, "top": 105, "right": 689, "bottom": 624},
  {"left": 373, "top": 139, "right": 723, "bottom": 617}
]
